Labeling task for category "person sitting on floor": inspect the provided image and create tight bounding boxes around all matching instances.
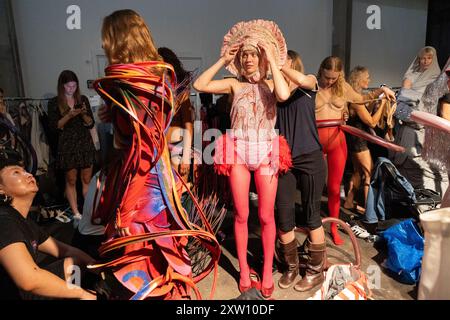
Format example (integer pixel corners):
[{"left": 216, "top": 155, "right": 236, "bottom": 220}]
[{"left": 0, "top": 157, "right": 96, "bottom": 300}]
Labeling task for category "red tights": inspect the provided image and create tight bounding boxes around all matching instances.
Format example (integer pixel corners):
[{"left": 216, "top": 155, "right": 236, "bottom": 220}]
[
  {"left": 318, "top": 124, "right": 347, "bottom": 245},
  {"left": 229, "top": 164, "right": 277, "bottom": 289}
]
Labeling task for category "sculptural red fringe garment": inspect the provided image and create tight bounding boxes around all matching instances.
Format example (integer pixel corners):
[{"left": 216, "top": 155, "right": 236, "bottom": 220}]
[{"left": 91, "top": 62, "right": 220, "bottom": 300}]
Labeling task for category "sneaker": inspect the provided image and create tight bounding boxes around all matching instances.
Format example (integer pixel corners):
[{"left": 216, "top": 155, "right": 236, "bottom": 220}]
[
  {"left": 366, "top": 234, "right": 381, "bottom": 243},
  {"left": 249, "top": 192, "right": 258, "bottom": 201},
  {"left": 73, "top": 212, "right": 82, "bottom": 220},
  {"left": 55, "top": 211, "right": 71, "bottom": 223},
  {"left": 340, "top": 185, "right": 346, "bottom": 200},
  {"left": 349, "top": 224, "right": 371, "bottom": 240},
  {"left": 72, "top": 212, "right": 82, "bottom": 228}
]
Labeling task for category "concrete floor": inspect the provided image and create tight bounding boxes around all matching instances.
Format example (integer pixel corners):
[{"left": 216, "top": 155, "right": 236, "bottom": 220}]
[{"left": 196, "top": 195, "right": 417, "bottom": 300}]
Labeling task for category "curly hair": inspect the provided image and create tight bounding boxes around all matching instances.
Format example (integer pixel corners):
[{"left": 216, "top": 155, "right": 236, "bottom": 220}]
[{"left": 348, "top": 66, "right": 369, "bottom": 93}]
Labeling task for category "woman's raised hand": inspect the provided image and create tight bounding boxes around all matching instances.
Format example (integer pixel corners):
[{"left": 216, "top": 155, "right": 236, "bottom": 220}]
[
  {"left": 381, "top": 86, "right": 396, "bottom": 101},
  {"left": 68, "top": 108, "right": 83, "bottom": 118},
  {"left": 258, "top": 41, "right": 276, "bottom": 64},
  {"left": 222, "top": 43, "right": 240, "bottom": 65}
]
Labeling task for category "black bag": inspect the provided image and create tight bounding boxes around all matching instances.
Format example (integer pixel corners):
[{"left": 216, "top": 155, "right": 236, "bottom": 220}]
[{"left": 382, "top": 162, "right": 441, "bottom": 217}]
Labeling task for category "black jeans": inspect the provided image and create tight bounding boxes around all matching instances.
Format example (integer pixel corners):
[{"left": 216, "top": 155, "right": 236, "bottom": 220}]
[{"left": 276, "top": 149, "right": 326, "bottom": 232}]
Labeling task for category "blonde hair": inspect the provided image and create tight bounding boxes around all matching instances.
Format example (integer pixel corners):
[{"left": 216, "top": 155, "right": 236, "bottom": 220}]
[
  {"left": 102, "top": 9, "right": 161, "bottom": 65},
  {"left": 419, "top": 47, "right": 435, "bottom": 59},
  {"left": 287, "top": 50, "right": 305, "bottom": 73},
  {"left": 318, "top": 56, "right": 345, "bottom": 97},
  {"left": 414, "top": 46, "right": 436, "bottom": 72},
  {"left": 348, "top": 66, "right": 369, "bottom": 93}
]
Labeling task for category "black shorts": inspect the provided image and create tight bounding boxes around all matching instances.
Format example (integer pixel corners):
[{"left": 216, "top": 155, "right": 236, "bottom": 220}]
[{"left": 276, "top": 149, "right": 326, "bottom": 231}]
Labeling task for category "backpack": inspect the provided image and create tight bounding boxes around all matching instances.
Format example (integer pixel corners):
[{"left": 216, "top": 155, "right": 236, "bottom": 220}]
[
  {"left": 382, "top": 161, "right": 441, "bottom": 216},
  {"left": 365, "top": 158, "right": 441, "bottom": 224}
]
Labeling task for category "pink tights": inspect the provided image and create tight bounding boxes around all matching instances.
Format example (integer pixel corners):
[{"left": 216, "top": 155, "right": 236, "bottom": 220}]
[{"left": 229, "top": 164, "right": 277, "bottom": 289}]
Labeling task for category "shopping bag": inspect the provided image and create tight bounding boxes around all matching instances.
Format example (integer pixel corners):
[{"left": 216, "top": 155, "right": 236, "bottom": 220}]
[
  {"left": 418, "top": 208, "right": 450, "bottom": 300},
  {"left": 382, "top": 218, "right": 424, "bottom": 284}
]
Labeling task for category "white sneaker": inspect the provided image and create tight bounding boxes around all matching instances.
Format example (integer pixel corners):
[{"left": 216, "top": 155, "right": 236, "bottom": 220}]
[
  {"left": 72, "top": 213, "right": 82, "bottom": 228},
  {"left": 350, "top": 224, "right": 371, "bottom": 240},
  {"left": 340, "top": 185, "right": 346, "bottom": 200},
  {"left": 73, "top": 212, "right": 82, "bottom": 220},
  {"left": 249, "top": 192, "right": 258, "bottom": 201}
]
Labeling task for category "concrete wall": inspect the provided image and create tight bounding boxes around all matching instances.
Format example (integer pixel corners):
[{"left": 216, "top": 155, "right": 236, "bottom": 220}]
[
  {"left": 350, "top": 0, "right": 429, "bottom": 87},
  {"left": 11, "top": 0, "right": 333, "bottom": 98},
  {"left": 0, "top": 0, "right": 21, "bottom": 96}
]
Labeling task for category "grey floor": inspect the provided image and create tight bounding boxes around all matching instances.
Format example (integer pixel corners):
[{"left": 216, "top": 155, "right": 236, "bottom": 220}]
[{"left": 196, "top": 194, "right": 417, "bottom": 300}]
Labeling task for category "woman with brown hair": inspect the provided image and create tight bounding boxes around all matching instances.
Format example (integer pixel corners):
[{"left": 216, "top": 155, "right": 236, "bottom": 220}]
[
  {"left": 48, "top": 70, "right": 95, "bottom": 221},
  {"left": 158, "top": 47, "right": 194, "bottom": 188},
  {"left": 315, "top": 56, "right": 395, "bottom": 245},
  {"left": 275, "top": 49, "right": 327, "bottom": 291}
]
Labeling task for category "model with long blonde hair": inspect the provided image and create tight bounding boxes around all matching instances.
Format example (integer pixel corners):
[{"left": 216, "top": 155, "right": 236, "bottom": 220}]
[
  {"left": 344, "top": 66, "right": 387, "bottom": 214},
  {"left": 316, "top": 56, "right": 395, "bottom": 245}
]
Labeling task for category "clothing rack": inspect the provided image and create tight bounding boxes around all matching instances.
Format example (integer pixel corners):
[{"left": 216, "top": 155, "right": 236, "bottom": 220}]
[{"left": 3, "top": 97, "right": 51, "bottom": 101}]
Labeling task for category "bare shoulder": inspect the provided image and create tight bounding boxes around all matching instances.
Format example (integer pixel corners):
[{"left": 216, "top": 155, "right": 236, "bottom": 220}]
[{"left": 342, "top": 81, "right": 353, "bottom": 92}]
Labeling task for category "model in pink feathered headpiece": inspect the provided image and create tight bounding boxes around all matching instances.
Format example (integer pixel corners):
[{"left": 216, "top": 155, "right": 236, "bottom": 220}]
[{"left": 221, "top": 19, "right": 287, "bottom": 82}]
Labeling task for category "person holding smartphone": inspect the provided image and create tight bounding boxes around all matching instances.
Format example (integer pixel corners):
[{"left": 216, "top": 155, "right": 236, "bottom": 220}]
[{"left": 48, "top": 70, "right": 95, "bottom": 221}]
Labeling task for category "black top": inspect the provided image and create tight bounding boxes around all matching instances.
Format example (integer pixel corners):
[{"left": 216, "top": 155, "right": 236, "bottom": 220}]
[
  {"left": 47, "top": 95, "right": 96, "bottom": 170},
  {"left": 276, "top": 88, "right": 322, "bottom": 158},
  {"left": 0, "top": 205, "right": 49, "bottom": 300}
]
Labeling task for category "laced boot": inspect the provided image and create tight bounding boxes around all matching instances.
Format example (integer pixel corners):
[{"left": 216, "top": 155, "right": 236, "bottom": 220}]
[{"left": 278, "top": 239, "right": 299, "bottom": 289}]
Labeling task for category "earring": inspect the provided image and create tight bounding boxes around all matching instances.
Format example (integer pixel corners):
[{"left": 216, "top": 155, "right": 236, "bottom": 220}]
[{"left": 0, "top": 193, "right": 12, "bottom": 204}]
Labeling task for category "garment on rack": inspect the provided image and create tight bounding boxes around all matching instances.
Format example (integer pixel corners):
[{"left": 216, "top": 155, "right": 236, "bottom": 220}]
[
  {"left": 30, "top": 105, "right": 49, "bottom": 175},
  {"left": 11, "top": 102, "right": 32, "bottom": 142}
]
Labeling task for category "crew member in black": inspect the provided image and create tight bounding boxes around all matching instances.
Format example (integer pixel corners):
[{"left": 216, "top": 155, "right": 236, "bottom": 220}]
[
  {"left": 275, "top": 50, "right": 327, "bottom": 292},
  {"left": 0, "top": 158, "right": 96, "bottom": 300}
]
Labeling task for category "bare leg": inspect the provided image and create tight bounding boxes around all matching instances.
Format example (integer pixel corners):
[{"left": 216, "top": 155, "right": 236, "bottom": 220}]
[
  {"left": 80, "top": 166, "right": 93, "bottom": 198},
  {"left": 344, "top": 153, "right": 361, "bottom": 209},
  {"left": 65, "top": 169, "right": 80, "bottom": 215},
  {"left": 354, "top": 150, "right": 373, "bottom": 210}
]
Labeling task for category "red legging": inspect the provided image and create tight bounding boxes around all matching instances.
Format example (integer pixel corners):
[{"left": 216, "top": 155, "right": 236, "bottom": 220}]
[
  {"left": 229, "top": 164, "right": 277, "bottom": 289},
  {"left": 318, "top": 123, "right": 347, "bottom": 245}
]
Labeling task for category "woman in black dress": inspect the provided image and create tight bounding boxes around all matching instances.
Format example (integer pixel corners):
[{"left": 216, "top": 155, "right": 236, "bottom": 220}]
[{"left": 48, "top": 70, "right": 95, "bottom": 220}]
